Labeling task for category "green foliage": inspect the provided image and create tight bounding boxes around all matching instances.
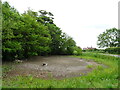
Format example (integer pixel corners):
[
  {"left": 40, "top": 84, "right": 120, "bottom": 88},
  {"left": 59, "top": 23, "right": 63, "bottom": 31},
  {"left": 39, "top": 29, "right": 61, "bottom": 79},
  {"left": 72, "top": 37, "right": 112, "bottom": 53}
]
[
  {"left": 83, "top": 49, "right": 105, "bottom": 53},
  {"left": 97, "top": 28, "right": 120, "bottom": 48},
  {"left": 59, "top": 33, "right": 77, "bottom": 55},
  {"left": 2, "top": 2, "right": 80, "bottom": 61},
  {"left": 2, "top": 2, "right": 23, "bottom": 60},
  {"left": 105, "top": 47, "right": 120, "bottom": 54},
  {"left": 86, "top": 65, "right": 94, "bottom": 69},
  {"left": 47, "top": 24, "right": 62, "bottom": 54},
  {"left": 73, "top": 46, "right": 82, "bottom": 55},
  {"left": 83, "top": 48, "right": 97, "bottom": 52}
]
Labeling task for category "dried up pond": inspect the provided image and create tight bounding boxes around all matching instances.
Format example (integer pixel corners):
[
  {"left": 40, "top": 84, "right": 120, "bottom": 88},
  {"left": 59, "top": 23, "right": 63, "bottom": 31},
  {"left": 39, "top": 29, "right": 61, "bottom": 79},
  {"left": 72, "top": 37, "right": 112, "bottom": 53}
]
[{"left": 3, "top": 56, "right": 103, "bottom": 79}]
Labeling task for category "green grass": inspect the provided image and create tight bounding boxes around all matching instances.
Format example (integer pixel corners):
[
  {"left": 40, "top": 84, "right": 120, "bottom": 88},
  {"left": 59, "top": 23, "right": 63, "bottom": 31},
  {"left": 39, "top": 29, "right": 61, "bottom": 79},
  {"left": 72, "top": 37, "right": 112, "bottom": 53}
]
[
  {"left": 2, "top": 62, "right": 15, "bottom": 77},
  {"left": 2, "top": 52, "right": 119, "bottom": 88},
  {"left": 86, "top": 65, "right": 94, "bottom": 69}
]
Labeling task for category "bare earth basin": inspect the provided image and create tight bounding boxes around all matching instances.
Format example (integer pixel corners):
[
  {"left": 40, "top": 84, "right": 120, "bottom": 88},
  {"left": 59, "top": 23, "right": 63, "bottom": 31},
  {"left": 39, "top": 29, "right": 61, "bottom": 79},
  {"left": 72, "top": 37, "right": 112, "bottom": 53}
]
[{"left": 3, "top": 56, "right": 103, "bottom": 79}]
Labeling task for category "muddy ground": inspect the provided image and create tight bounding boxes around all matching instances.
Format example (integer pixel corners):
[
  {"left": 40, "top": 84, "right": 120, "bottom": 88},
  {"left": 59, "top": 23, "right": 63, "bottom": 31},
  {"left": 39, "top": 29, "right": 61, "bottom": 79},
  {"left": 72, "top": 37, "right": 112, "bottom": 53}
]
[{"left": 3, "top": 56, "right": 102, "bottom": 79}]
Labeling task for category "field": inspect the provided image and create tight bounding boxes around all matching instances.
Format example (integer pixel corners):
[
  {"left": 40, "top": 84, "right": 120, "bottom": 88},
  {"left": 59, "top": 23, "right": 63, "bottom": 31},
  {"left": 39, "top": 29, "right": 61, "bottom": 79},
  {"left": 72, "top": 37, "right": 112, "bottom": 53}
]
[{"left": 2, "top": 52, "right": 119, "bottom": 88}]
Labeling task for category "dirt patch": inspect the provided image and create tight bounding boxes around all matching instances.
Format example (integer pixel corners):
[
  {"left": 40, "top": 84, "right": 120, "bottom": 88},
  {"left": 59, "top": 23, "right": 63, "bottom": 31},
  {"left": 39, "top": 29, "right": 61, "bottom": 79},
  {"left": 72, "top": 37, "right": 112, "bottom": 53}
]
[{"left": 3, "top": 56, "right": 103, "bottom": 79}]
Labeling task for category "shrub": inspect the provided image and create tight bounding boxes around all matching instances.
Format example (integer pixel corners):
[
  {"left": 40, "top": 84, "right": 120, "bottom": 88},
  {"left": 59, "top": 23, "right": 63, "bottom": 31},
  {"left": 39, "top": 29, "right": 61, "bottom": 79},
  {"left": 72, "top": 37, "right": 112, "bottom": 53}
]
[
  {"left": 73, "top": 50, "right": 77, "bottom": 55},
  {"left": 105, "top": 47, "right": 120, "bottom": 54},
  {"left": 73, "top": 47, "right": 82, "bottom": 55},
  {"left": 82, "top": 49, "right": 105, "bottom": 53}
]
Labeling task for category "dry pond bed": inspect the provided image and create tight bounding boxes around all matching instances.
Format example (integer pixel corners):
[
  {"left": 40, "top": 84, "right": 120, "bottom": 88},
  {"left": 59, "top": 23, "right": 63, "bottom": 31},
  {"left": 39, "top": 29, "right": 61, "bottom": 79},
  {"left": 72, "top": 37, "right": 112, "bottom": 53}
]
[{"left": 3, "top": 56, "right": 105, "bottom": 79}]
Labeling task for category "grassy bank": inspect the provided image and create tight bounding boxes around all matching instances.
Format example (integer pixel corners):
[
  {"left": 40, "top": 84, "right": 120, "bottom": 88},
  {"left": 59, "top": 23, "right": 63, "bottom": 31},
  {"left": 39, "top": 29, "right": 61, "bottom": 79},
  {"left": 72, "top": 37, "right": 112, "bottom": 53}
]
[{"left": 2, "top": 52, "right": 119, "bottom": 88}]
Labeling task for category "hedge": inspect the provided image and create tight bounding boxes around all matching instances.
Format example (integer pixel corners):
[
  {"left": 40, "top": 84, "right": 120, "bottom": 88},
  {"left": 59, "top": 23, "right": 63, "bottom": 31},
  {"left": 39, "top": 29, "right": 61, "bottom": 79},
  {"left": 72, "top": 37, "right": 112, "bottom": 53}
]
[{"left": 105, "top": 47, "right": 120, "bottom": 54}]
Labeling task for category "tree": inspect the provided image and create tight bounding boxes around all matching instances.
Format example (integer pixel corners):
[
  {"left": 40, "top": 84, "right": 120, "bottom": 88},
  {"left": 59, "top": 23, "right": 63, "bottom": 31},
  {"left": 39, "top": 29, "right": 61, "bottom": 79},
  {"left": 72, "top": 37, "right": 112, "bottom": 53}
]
[
  {"left": 2, "top": 2, "right": 23, "bottom": 60},
  {"left": 47, "top": 24, "right": 62, "bottom": 54},
  {"left": 59, "top": 33, "right": 76, "bottom": 55},
  {"left": 38, "top": 10, "right": 54, "bottom": 24},
  {"left": 97, "top": 28, "right": 120, "bottom": 48},
  {"left": 38, "top": 10, "right": 63, "bottom": 54},
  {"left": 2, "top": 2, "right": 52, "bottom": 60},
  {"left": 20, "top": 13, "right": 52, "bottom": 57},
  {"left": 2, "top": 2, "right": 81, "bottom": 61}
]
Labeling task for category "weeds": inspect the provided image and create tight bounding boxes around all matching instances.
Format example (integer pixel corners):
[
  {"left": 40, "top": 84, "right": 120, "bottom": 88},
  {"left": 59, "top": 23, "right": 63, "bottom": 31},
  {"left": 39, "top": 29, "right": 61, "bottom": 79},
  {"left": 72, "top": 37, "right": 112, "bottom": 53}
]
[{"left": 86, "top": 65, "right": 94, "bottom": 69}]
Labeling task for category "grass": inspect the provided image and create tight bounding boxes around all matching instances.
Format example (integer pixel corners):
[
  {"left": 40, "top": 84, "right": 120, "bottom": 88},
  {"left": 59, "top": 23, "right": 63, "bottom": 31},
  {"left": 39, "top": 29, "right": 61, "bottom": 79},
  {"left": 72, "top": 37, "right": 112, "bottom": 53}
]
[
  {"left": 2, "top": 62, "right": 15, "bottom": 77},
  {"left": 86, "top": 65, "right": 94, "bottom": 69},
  {"left": 2, "top": 52, "right": 119, "bottom": 88}
]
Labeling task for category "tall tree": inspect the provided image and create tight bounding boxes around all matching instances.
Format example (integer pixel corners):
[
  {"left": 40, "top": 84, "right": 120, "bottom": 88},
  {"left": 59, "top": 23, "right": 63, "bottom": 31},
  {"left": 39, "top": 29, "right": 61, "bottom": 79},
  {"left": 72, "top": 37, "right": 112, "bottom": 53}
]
[
  {"left": 2, "top": 2, "right": 80, "bottom": 61},
  {"left": 38, "top": 10, "right": 63, "bottom": 54},
  {"left": 97, "top": 28, "right": 120, "bottom": 48},
  {"left": 2, "top": 2, "right": 23, "bottom": 60}
]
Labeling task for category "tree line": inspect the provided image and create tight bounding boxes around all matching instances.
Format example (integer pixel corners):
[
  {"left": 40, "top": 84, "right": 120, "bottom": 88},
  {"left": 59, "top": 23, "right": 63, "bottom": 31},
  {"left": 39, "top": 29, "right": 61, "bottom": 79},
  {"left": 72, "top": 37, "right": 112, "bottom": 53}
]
[{"left": 2, "top": 2, "right": 82, "bottom": 61}]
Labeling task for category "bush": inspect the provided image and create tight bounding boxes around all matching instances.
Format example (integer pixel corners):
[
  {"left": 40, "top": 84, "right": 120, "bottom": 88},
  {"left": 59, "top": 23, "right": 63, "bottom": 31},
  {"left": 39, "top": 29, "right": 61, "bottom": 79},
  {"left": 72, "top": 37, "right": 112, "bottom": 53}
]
[
  {"left": 82, "top": 49, "right": 105, "bottom": 53},
  {"left": 105, "top": 47, "right": 120, "bottom": 54},
  {"left": 73, "top": 47, "right": 82, "bottom": 55}
]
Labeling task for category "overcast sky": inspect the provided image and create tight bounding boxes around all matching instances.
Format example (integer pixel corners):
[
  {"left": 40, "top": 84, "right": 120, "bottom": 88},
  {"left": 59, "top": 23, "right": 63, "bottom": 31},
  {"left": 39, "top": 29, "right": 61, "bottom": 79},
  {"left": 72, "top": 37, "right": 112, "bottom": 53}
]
[{"left": 2, "top": 0, "right": 119, "bottom": 49}]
